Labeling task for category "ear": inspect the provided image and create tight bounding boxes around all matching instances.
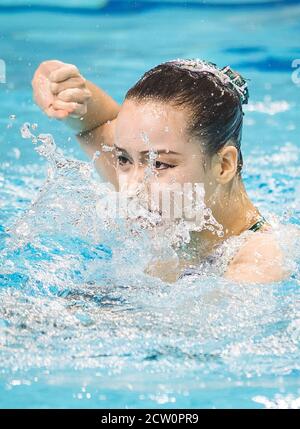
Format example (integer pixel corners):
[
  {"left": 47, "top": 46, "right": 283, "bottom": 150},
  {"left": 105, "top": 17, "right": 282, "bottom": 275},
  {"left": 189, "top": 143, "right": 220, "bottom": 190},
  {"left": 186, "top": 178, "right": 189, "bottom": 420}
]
[{"left": 211, "top": 145, "right": 238, "bottom": 184}]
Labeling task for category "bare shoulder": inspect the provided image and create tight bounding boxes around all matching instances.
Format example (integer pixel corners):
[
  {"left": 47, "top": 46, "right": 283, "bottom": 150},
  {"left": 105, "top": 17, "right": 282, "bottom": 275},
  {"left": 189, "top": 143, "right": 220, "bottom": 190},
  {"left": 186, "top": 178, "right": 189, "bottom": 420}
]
[{"left": 224, "top": 225, "right": 291, "bottom": 284}]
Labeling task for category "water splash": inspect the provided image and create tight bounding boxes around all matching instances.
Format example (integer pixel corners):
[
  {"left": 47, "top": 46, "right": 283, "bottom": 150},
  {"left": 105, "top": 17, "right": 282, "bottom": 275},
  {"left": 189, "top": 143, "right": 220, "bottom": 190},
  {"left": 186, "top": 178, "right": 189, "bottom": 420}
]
[
  {"left": 253, "top": 394, "right": 300, "bottom": 409},
  {"left": 0, "top": 124, "right": 299, "bottom": 408}
]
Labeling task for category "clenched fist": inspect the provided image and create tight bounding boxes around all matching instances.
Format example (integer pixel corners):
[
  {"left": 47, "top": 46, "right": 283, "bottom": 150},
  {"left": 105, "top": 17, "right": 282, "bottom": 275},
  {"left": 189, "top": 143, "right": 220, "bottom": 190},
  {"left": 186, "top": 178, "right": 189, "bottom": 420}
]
[{"left": 32, "top": 60, "right": 92, "bottom": 119}]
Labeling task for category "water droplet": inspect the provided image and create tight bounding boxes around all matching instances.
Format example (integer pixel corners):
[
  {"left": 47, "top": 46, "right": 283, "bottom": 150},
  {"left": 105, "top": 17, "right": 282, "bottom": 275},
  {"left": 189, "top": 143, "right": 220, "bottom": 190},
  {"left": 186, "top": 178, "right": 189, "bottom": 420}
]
[
  {"left": 12, "top": 148, "right": 21, "bottom": 159},
  {"left": 20, "top": 122, "right": 34, "bottom": 139},
  {"left": 102, "top": 145, "right": 113, "bottom": 152},
  {"left": 15, "top": 222, "right": 30, "bottom": 237}
]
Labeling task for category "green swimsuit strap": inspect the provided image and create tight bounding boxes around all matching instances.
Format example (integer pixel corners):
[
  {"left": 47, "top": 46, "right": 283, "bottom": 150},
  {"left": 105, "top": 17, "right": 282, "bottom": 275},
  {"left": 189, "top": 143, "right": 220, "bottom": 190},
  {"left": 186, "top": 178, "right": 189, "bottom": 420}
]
[{"left": 248, "top": 216, "right": 268, "bottom": 232}]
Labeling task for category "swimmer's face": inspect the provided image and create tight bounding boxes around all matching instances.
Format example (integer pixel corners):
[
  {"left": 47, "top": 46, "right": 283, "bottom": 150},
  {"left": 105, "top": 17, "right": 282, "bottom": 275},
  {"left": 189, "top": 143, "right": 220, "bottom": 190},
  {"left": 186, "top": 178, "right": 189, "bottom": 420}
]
[
  {"left": 113, "top": 99, "right": 239, "bottom": 227},
  {"left": 114, "top": 99, "right": 218, "bottom": 222},
  {"left": 114, "top": 99, "right": 209, "bottom": 189}
]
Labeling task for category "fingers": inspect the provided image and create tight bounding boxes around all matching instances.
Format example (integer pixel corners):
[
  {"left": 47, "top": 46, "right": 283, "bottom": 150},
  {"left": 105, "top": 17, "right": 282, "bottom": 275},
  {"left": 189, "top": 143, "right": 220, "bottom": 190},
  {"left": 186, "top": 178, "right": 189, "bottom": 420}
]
[
  {"left": 40, "top": 60, "right": 66, "bottom": 73},
  {"left": 50, "top": 88, "right": 91, "bottom": 119},
  {"left": 48, "top": 65, "right": 91, "bottom": 119},
  {"left": 49, "top": 64, "right": 80, "bottom": 83},
  {"left": 31, "top": 60, "right": 65, "bottom": 86},
  {"left": 32, "top": 60, "right": 90, "bottom": 120},
  {"left": 50, "top": 77, "right": 85, "bottom": 94},
  {"left": 52, "top": 99, "right": 87, "bottom": 118},
  {"left": 45, "top": 105, "right": 70, "bottom": 119},
  {"left": 57, "top": 88, "right": 91, "bottom": 103}
]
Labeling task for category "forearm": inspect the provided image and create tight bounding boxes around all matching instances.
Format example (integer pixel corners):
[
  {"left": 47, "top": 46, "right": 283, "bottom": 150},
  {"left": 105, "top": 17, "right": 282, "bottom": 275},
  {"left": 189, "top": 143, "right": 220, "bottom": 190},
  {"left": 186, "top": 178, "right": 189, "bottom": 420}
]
[{"left": 61, "top": 80, "right": 121, "bottom": 135}]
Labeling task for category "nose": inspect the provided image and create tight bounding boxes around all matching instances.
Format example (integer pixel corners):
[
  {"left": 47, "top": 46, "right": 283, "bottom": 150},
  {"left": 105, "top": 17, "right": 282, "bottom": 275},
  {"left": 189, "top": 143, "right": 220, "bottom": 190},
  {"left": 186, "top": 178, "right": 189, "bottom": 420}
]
[{"left": 119, "top": 165, "right": 146, "bottom": 197}]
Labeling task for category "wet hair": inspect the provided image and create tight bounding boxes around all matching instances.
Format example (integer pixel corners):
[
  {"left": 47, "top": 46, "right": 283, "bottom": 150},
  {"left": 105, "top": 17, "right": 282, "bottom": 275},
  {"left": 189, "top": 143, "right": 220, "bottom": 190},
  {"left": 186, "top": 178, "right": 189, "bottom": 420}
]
[{"left": 125, "top": 59, "right": 248, "bottom": 177}]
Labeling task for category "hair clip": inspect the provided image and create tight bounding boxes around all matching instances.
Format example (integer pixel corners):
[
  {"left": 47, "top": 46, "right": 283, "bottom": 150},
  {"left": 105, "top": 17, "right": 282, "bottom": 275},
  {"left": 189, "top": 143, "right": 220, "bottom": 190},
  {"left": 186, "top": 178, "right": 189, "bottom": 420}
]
[
  {"left": 220, "top": 65, "right": 249, "bottom": 105},
  {"left": 165, "top": 58, "right": 249, "bottom": 105}
]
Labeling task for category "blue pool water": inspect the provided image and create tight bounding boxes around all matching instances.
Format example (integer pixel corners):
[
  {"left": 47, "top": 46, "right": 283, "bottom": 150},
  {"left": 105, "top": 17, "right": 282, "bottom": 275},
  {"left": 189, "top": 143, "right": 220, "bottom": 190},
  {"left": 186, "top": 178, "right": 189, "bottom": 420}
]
[{"left": 0, "top": 0, "right": 300, "bottom": 408}]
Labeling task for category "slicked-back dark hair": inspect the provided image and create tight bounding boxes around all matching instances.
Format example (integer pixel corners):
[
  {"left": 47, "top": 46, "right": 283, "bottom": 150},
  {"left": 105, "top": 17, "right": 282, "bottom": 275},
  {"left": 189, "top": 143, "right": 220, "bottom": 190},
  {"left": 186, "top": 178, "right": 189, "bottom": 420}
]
[{"left": 125, "top": 61, "right": 246, "bottom": 177}]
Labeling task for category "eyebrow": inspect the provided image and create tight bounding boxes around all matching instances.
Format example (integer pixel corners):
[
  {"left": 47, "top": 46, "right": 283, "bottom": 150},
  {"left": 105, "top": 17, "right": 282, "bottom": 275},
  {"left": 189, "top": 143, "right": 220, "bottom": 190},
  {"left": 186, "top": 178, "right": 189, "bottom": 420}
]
[{"left": 114, "top": 145, "right": 182, "bottom": 156}]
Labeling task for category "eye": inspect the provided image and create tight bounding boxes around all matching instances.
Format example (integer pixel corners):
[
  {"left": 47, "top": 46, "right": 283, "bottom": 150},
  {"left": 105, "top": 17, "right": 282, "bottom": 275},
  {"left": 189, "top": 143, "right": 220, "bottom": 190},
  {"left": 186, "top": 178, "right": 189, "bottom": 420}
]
[
  {"left": 117, "top": 154, "right": 131, "bottom": 166},
  {"left": 154, "top": 161, "right": 176, "bottom": 170}
]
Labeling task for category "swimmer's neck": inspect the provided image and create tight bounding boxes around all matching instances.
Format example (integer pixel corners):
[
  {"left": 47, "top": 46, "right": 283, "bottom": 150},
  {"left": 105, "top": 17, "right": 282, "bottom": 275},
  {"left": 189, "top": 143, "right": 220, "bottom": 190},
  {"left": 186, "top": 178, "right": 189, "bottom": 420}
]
[
  {"left": 177, "top": 180, "right": 262, "bottom": 266},
  {"left": 145, "top": 182, "right": 262, "bottom": 283}
]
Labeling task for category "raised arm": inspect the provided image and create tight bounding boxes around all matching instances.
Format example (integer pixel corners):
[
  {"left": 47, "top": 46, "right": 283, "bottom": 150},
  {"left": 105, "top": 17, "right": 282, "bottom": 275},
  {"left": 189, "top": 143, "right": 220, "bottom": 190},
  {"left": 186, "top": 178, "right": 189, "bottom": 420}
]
[{"left": 32, "top": 60, "right": 121, "bottom": 187}]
